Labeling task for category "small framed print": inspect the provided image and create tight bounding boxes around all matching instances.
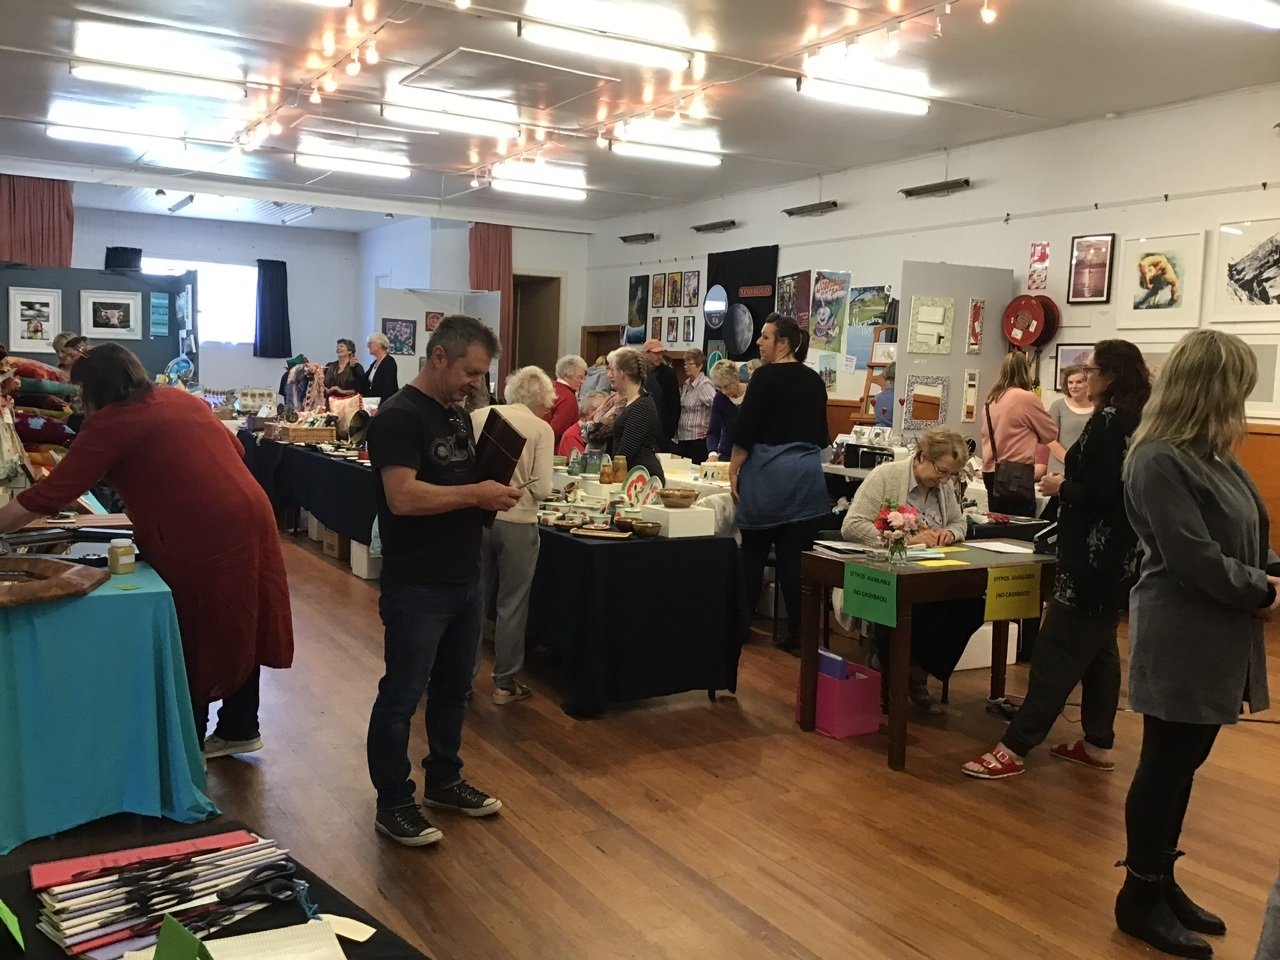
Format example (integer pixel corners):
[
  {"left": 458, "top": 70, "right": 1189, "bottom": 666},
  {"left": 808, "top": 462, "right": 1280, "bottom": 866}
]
[
  {"left": 682, "top": 316, "right": 695, "bottom": 342},
  {"left": 81, "top": 290, "right": 143, "bottom": 340},
  {"left": 1054, "top": 343, "right": 1094, "bottom": 390},
  {"left": 651, "top": 274, "right": 666, "bottom": 309},
  {"left": 1067, "top": 234, "right": 1116, "bottom": 304},
  {"left": 683, "top": 270, "right": 700, "bottom": 308},
  {"left": 650, "top": 316, "right": 662, "bottom": 340},
  {"left": 8, "top": 287, "right": 62, "bottom": 353},
  {"left": 665, "top": 316, "right": 678, "bottom": 343}
]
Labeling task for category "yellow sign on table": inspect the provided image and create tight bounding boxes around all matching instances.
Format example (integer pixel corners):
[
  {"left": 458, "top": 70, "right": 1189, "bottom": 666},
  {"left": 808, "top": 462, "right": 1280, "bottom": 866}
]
[
  {"left": 916, "top": 559, "right": 969, "bottom": 568},
  {"left": 984, "top": 565, "right": 1042, "bottom": 621},
  {"left": 936, "top": 546, "right": 969, "bottom": 554}
]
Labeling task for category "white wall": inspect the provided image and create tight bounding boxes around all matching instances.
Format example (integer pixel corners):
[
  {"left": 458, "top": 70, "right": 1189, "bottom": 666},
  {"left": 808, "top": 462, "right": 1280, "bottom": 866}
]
[
  {"left": 72, "top": 208, "right": 361, "bottom": 390},
  {"left": 357, "top": 216, "right": 432, "bottom": 348},
  {"left": 513, "top": 228, "right": 590, "bottom": 355},
  {"left": 430, "top": 220, "right": 471, "bottom": 292},
  {"left": 578, "top": 83, "right": 1280, "bottom": 419}
]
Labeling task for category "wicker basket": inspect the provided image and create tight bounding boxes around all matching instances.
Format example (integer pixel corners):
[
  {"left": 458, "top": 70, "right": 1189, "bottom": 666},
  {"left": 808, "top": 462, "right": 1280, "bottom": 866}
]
[{"left": 276, "top": 424, "right": 336, "bottom": 444}]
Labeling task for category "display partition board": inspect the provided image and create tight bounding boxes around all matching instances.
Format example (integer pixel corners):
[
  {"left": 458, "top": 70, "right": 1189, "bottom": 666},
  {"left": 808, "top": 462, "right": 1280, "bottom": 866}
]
[
  {"left": 1, "top": 263, "right": 195, "bottom": 378},
  {"left": 374, "top": 287, "right": 502, "bottom": 388},
  {"left": 894, "top": 261, "right": 1016, "bottom": 447}
]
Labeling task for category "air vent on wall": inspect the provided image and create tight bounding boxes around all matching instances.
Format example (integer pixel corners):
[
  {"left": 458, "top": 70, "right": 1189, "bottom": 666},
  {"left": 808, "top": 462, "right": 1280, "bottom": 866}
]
[
  {"left": 782, "top": 200, "right": 838, "bottom": 218},
  {"left": 691, "top": 219, "right": 737, "bottom": 234},
  {"left": 620, "top": 232, "right": 658, "bottom": 244},
  {"left": 899, "top": 177, "right": 972, "bottom": 198}
]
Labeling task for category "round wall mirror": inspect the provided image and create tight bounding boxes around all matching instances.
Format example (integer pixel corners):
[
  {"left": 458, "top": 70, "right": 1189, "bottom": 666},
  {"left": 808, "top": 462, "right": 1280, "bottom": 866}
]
[{"left": 703, "top": 284, "right": 728, "bottom": 330}]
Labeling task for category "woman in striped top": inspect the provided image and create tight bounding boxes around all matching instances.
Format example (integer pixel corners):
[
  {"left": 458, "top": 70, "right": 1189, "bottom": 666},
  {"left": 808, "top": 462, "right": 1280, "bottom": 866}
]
[{"left": 609, "top": 347, "right": 666, "bottom": 483}]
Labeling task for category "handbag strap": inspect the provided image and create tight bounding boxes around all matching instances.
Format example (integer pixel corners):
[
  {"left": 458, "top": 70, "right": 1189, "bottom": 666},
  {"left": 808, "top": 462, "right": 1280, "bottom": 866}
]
[{"left": 984, "top": 402, "right": 1000, "bottom": 462}]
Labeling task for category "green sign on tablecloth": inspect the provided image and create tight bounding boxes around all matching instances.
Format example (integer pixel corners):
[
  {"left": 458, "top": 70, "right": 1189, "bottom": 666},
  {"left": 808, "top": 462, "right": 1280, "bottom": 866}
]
[
  {"left": 0, "top": 897, "right": 22, "bottom": 949},
  {"left": 154, "top": 915, "right": 214, "bottom": 960},
  {"left": 842, "top": 562, "right": 897, "bottom": 627}
]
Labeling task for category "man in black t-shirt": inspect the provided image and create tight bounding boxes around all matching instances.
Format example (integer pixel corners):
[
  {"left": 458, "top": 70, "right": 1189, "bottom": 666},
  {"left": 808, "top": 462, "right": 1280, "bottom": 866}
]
[{"left": 365, "top": 315, "right": 521, "bottom": 846}]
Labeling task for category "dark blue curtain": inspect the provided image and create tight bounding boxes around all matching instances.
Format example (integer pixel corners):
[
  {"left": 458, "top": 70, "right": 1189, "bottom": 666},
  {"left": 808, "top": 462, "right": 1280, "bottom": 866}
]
[{"left": 254, "top": 259, "right": 292, "bottom": 358}]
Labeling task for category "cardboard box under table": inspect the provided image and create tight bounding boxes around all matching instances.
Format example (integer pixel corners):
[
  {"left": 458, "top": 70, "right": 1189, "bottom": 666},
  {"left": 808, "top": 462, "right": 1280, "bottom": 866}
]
[{"left": 797, "top": 544, "right": 1054, "bottom": 771}]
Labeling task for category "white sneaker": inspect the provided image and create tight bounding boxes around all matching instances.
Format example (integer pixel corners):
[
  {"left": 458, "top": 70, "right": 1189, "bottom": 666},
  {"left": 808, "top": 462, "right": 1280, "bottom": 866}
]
[
  {"left": 202, "top": 735, "right": 263, "bottom": 759},
  {"left": 492, "top": 683, "right": 532, "bottom": 706}
]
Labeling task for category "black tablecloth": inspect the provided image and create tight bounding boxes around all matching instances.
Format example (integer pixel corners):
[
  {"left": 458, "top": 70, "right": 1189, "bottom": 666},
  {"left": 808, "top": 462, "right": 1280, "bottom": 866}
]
[
  {"left": 0, "top": 819, "right": 429, "bottom": 960},
  {"left": 526, "top": 528, "right": 748, "bottom": 717},
  {"left": 237, "top": 430, "right": 377, "bottom": 545}
]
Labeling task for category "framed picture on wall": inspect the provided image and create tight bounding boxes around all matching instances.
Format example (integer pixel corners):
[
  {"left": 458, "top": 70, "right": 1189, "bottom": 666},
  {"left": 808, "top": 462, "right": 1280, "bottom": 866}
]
[
  {"left": 1117, "top": 232, "right": 1204, "bottom": 329},
  {"left": 650, "top": 316, "right": 662, "bottom": 341},
  {"left": 902, "top": 374, "right": 950, "bottom": 431},
  {"left": 665, "top": 317, "right": 678, "bottom": 343},
  {"left": 381, "top": 317, "right": 416, "bottom": 356},
  {"left": 651, "top": 274, "right": 665, "bottom": 309},
  {"left": 682, "top": 316, "right": 695, "bottom": 342},
  {"left": 683, "top": 270, "right": 700, "bottom": 308},
  {"left": 1067, "top": 234, "right": 1116, "bottom": 304},
  {"left": 425, "top": 311, "right": 444, "bottom": 332},
  {"left": 1214, "top": 218, "right": 1280, "bottom": 322},
  {"left": 81, "top": 290, "right": 142, "bottom": 340},
  {"left": 1054, "top": 343, "right": 1094, "bottom": 390},
  {"left": 7, "top": 287, "right": 62, "bottom": 354},
  {"left": 667, "top": 272, "right": 683, "bottom": 310}
]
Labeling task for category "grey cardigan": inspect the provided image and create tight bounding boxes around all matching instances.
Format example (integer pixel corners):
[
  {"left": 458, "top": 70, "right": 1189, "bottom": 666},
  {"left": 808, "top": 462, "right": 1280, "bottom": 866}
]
[
  {"left": 841, "top": 458, "right": 967, "bottom": 546},
  {"left": 1125, "top": 442, "right": 1278, "bottom": 725}
]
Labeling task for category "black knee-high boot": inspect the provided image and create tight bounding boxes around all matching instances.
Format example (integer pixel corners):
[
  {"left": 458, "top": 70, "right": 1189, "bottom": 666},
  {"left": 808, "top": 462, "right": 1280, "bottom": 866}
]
[
  {"left": 1164, "top": 850, "right": 1226, "bottom": 937},
  {"left": 1115, "top": 862, "right": 1213, "bottom": 959}
]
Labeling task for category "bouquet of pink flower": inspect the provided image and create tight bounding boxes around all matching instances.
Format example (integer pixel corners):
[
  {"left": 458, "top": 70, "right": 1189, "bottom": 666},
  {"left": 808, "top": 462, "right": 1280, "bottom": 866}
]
[{"left": 873, "top": 501, "right": 921, "bottom": 560}]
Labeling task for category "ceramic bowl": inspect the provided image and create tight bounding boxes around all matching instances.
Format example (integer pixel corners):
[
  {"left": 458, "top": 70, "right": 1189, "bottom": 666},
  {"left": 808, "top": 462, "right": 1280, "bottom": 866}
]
[
  {"left": 613, "top": 516, "right": 636, "bottom": 532},
  {"left": 553, "top": 516, "right": 584, "bottom": 530},
  {"left": 537, "top": 511, "right": 558, "bottom": 526},
  {"left": 658, "top": 488, "right": 698, "bottom": 509},
  {"left": 552, "top": 455, "right": 567, "bottom": 467},
  {"left": 631, "top": 520, "right": 662, "bottom": 537}
]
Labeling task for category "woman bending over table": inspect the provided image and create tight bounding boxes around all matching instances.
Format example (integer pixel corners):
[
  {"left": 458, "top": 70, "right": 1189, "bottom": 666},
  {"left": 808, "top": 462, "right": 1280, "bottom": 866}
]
[
  {"left": 0, "top": 345, "right": 294, "bottom": 759},
  {"left": 841, "top": 428, "right": 984, "bottom": 713}
]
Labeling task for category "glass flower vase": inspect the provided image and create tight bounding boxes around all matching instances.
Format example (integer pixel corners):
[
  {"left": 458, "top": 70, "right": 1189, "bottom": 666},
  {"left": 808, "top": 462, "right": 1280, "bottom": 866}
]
[{"left": 886, "top": 538, "right": 909, "bottom": 565}]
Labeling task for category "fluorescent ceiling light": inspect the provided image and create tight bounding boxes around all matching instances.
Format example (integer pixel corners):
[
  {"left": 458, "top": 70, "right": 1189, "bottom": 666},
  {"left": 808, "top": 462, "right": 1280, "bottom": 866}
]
[
  {"left": 46, "top": 125, "right": 170, "bottom": 151},
  {"left": 1168, "top": 0, "right": 1280, "bottom": 28},
  {"left": 491, "top": 160, "right": 587, "bottom": 188},
  {"left": 490, "top": 179, "right": 587, "bottom": 202},
  {"left": 297, "top": 133, "right": 409, "bottom": 165},
  {"left": 382, "top": 104, "right": 519, "bottom": 141},
  {"left": 72, "top": 64, "right": 246, "bottom": 101},
  {"left": 615, "top": 117, "right": 722, "bottom": 153},
  {"left": 799, "top": 78, "right": 930, "bottom": 116},
  {"left": 46, "top": 100, "right": 185, "bottom": 151},
  {"left": 281, "top": 207, "right": 319, "bottom": 225},
  {"left": 804, "top": 44, "right": 935, "bottom": 96},
  {"left": 296, "top": 153, "right": 412, "bottom": 178},
  {"left": 523, "top": 0, "right": 701, "bottom": 48},
  {"left": 609, "top": 140, "right": 722, "bottom": 167},
  {"left": 519, "top": 22, "right": 689, "bottom": 71}
]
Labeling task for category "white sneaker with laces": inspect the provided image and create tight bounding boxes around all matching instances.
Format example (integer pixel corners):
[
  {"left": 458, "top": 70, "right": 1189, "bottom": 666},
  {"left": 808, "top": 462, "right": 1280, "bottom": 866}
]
[{"left": 202, "top": 735, "right": 263, "bottom": 759}]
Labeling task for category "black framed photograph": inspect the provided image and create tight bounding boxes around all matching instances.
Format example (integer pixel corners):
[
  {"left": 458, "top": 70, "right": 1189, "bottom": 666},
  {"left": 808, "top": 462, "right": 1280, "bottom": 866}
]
[
  {"left": 682, "top": 316, "right": 695, "bottom": 342},
  {"left": 665, "top": 316, "right": 678, "bottom": 343},
  {"left": 381, "top": 317, "right": 416, "bottom": 355},
  {"left": 1054, "top": 342, "right": 1094, "bottom": 390},
  {"left": 1067, "top": 233, "right": 1116, "bottom": 304}
]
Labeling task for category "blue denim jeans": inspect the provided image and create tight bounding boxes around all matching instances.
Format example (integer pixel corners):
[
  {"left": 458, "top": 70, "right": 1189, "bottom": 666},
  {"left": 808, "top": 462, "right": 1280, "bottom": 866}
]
[{"left": 367, "top": 579, "right": 480, "bottom": 809}]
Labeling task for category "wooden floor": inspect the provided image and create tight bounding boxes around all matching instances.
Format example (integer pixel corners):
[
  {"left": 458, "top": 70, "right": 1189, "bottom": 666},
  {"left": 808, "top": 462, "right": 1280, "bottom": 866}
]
[{"left": 13, "top": 535, "right": 1280, "bottom": 960}]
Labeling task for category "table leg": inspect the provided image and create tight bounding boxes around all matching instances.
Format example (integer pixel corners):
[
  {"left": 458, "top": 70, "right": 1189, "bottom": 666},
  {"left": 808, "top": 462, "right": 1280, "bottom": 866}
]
[
  {"left": 990, "top": 620, "right": 1009, "bottom": 700},
  {"left": 798, "top": 579, "right": 822, "bottom": 731},
  {"left": 887, "top": 607, "right": 913, "bottom": 772}
]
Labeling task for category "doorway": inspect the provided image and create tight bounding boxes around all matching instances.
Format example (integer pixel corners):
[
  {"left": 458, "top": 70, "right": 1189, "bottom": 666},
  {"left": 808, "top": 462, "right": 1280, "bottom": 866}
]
[
  {"left": 513, "top": 274, "right": 561, "bottom": 374},
  {"left": 580, "top": 325, "right": 620, "bottom": 367}
]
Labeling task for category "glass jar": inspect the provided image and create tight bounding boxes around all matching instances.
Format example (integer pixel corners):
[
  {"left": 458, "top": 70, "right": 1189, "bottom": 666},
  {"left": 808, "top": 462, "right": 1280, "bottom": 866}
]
[{"left": 107, "top": 538, "right": 136, "bottom": 575}]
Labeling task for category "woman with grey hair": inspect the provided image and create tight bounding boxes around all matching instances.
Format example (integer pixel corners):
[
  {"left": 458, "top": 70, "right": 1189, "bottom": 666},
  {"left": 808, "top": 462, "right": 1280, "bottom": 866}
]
[
  {"left": 546, "top": 354, "right": 588, "bottom": 447},
  {"left": 471, "top": 365, "right": 555, "bottom": 705},
  {"left": 705, "top": 359, "right": 745, "bottom": 462},
  {"left": 364, "top": 332, "right": 399, "bottom": 401}
]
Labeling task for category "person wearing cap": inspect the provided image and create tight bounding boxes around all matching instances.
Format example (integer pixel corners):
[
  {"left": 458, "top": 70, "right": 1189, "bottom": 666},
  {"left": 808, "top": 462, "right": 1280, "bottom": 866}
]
[{"left": 641, "top": 339, "right": 679, "bottom": 451}]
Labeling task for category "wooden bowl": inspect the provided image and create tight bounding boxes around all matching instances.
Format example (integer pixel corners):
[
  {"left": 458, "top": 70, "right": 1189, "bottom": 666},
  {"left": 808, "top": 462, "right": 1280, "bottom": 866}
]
[
  {"left": 658, "top": 488, "right": 698, "bottom": 509},
  {"left": 613, "top": 516, "right": 635, "bottom": 532},
  {"left": 631, "top": 520, "right": 662, "bottom": 537}
]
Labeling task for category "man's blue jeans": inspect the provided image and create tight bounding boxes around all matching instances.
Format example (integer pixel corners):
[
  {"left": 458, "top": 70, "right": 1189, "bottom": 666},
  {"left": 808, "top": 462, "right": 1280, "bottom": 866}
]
[{"left": 367, "top": 578, "right": 480, "bottom": 810}]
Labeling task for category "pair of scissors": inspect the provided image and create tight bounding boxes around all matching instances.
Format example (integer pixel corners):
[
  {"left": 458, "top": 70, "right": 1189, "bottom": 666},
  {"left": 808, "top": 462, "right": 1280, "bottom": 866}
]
[{"left": 216, "top": 861, "right": 299, "bottom": 907}]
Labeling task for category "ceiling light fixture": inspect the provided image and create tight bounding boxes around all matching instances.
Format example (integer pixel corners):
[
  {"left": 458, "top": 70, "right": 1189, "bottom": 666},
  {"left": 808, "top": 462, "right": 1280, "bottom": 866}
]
[
  {"left": 322, "top": 30, "right": 336, "bottom": 55},
  {"left": 364, "top": 41, "right": 379, "bottom": 64},
  {"left": 609, "top": 139, "right": 722, "bottom": 166},
  {"left": 45, "top": 125, "right": 167, "bottom": 151},
  {"left": 71, "top": 64, "right": 246, "bottom": 101},
  {"left": 489, "top": 179, "right": 587, "bottom": 202},
  {"left": 345, "top": 57, "right": 361, "bottom": 75},
  {"left": 1168, "top": 0, "right": 1280, "bottom": 28},
  {"left": 167, "top": 193, "right": 195, "bottom": 214},
  {"left": 492, "top": 159, "right": 587, "bottom": 188},
  {"left": 782, "top": 199, "right": 839, "bottom": 217},
  {"left": 309, "top": 86, "right": 322, "bottom": 104},
  {"left": 295, "top": 153, "right": 412, "bottom": 178},
  {"left": 322, "top": 72, "right": 338, "bottom": 92},
  {"left": 382, "top": 104, "right": 520, "bottom": 140},
  {"left": 281, "top": 207, "right": 318, "bottom": 226},
  {"left": 980, "top": 0, "right": 997, "bottom": 24},
  {"left": 596, "top": 134, "right": 608, "bottom": 148},
  {"left": 689, "top": 94, "right": 709, "bottom": 119},
  {"left": 363, "top": 0, "right": 377, "bottom": 20},
  {"left": 620, "top": 232, "right": 658, "bottom": 244},
  {"left": 798, "top": 77, "right": 930, "bottom": 115},
  {"left": 517, "top": 20, "right": 690, "bottom": 72},
  {"left": 470, "top": 175, "right": 481, "bottom": 188},
  {"left": 691, "top": 219, "right": 737, "bottom": 233},
  {"left": 899, "top": 177, "right": 972, "bottom": 198},
  {"left": 456, "top": 0, "right": 472, "bottom": 8},
  {"left": 346, "top": 13, "right": 360, "bottom": 36}
]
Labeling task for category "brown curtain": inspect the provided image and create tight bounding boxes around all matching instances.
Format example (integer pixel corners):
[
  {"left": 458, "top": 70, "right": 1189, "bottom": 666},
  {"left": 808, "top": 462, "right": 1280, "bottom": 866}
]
[
  {"left": 468, "top": 221, "right": 514, "bottom": 384},
  {"left": 0, "top": 175, "right": 74, "bottom": 268}
]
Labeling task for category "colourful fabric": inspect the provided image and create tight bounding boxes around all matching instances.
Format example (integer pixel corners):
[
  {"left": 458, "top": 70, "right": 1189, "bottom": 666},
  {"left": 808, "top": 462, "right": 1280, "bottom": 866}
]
[
  {"left": 0, "top": 564, "right": 217, "bottom": 854},
  {"left": 13, "top": 409, "right": 76, "bottom": 446},
  {"left": 17, "top": 389, "right": 293, "bottom": 705}
]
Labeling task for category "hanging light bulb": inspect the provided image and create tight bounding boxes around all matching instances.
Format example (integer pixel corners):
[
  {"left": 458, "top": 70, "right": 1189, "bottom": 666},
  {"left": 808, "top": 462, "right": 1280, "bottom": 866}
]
[
  {"left": 981, "top": 0, "right": 997, "bottom": 23},
  {"left": 309, "top": 86, "right": 322, "bottom": 104},
  {"left": 270, "top": 119, "right": 283, "bottom": 135},
  {"left": 322, "top": 30, "right": 336, "bottom": 56},
  {"left": 322, "top": 72, "right": 337, "bottom": 93},
  {"left": 346, "top": 13, "right": 359, "bottom": 37},
  {"left": 470, "top": 175, "right": 480, "bottom": 188},
  {"left": 886, "top": 0, "right": 902, "bottom": 11},
  {"left": 534, "top": 126, "right": 547, "bottom": 142},
  {"left": 362, "top": 0, "right": 377, "bottom": 21},
  {"left": 596, "top": 134, "right": 608, "bottom": 148},
  {"left": 364, "top": 40, "right": 379, "bottom": 65},
  {"left": 691, "top": 52, "right": 707, "bottom": 82},
  {"left": 689, "top": 93, "right": 709, "bottom": 120},
  {"left": 346, "top": 57, "right": 361, "bottom": 75}
]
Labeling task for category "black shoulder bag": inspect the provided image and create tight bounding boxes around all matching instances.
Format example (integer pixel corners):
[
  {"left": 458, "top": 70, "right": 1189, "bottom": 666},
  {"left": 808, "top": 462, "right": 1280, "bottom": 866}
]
[{"left": 984, "top": 402, "right": 1036, "bottom": 505}]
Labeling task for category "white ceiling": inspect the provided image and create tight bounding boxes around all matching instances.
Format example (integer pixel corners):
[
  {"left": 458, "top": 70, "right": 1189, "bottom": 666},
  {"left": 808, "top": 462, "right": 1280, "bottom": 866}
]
[{"left": 1, "top": 0, "right": 1277, "bottom": 229}]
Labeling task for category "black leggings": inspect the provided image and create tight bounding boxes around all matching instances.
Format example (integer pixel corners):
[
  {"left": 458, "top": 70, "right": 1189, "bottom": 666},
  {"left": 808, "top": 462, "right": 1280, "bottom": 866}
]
[
  {"left": 740, "top": 518, "right": 826, "bottom": 641},
  {"left": 193, "top": 667, "right": 262, "bottom": 747},
  {"left": 1124, "top": 714, "right": 1220, "bottom": 875}
]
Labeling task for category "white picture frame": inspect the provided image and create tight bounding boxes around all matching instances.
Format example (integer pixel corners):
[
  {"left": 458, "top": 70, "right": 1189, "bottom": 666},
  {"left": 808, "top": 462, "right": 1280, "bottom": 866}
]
[
  {"left": 7, "top": 287, "right": 62, "bottom": 354},
  {"left": 81, "top": 289, "right": 143, "bottom": 340},
  {"left": 1213, "top": 218, "right": 1280, "bottom": 322},
  {"left": 907, "top": 296, "right": 955, "bottom": 355},
  {"left": 1117, "top": 232, "right": 1204, "bottom": 329}
]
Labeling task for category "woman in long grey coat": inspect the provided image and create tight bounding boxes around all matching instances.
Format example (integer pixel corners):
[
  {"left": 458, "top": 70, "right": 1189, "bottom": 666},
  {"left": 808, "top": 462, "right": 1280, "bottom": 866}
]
[{"left": 1117, "top": 329, "right": 1280, "bottom": 959}]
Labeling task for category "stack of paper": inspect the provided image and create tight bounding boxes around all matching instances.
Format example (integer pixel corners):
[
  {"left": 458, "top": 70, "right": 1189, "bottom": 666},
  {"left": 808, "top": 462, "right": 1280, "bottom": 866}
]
[
  {"left": 31, "top": 832, "right": 289, "bottom": 960},
  {"left": 123, "top": 919, "right": 348, "bottom": 960}
]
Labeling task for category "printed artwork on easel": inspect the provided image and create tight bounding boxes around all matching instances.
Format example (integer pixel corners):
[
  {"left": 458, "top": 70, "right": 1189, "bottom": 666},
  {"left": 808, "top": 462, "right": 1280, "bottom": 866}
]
[
  {"left": 961, "top": 369, "right": 980, "bottom": 423},
  {"left": 966, "top": 299, "right": 984, "bottom": 354},
  {"left": 907, "top": 296, "right": 954, "bottom": 355}
]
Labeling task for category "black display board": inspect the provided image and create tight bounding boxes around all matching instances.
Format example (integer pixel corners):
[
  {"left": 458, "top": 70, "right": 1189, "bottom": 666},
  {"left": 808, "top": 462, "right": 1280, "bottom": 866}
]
[{"left": 704, "top": 244, "right": 779, "bottom": 362}]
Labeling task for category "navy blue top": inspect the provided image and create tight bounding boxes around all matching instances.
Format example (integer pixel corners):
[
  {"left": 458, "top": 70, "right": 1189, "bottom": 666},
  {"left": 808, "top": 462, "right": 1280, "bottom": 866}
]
[{"left": 705, "top": 392, "right": 741, "bottom": 459}]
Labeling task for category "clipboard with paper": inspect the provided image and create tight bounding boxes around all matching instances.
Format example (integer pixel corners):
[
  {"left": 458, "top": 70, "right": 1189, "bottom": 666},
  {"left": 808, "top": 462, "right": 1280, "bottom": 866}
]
[{"left": 474, "top": 407, "right": 527, "bottom": 527}]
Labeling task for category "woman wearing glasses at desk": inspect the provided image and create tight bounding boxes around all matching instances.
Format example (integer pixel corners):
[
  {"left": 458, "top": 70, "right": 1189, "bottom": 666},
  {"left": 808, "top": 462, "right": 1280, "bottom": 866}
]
[
  {"left": 963, "top": 339, "right": 1150, "bottom": 781},
  {"left": 841, "top": 428, "right": 983, "bottom": 714},
  {"left": 0, "top": 344, "right": 294, "bottom": 759}
]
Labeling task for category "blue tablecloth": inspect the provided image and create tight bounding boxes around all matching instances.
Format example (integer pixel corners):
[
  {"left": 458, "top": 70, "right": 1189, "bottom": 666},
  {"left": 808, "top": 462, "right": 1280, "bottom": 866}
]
[{"left": 0, "top": 563, "right": 218, "bottom": 854}]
